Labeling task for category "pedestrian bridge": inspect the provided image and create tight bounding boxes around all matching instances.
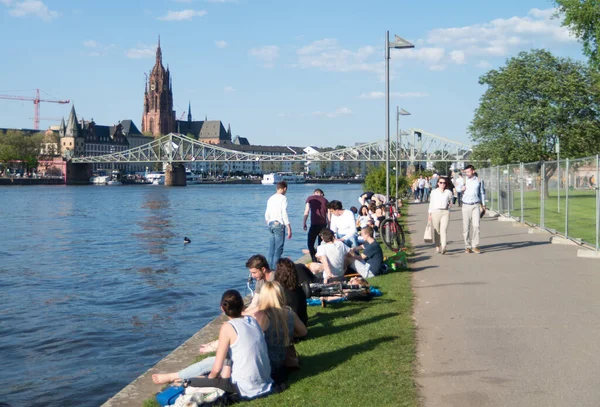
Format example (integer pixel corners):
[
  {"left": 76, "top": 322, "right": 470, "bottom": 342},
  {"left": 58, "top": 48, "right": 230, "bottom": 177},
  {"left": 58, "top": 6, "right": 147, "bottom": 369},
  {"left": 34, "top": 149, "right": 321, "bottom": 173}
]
[{"left": 70, "top": 129, "right": 472, "bottom": 164}]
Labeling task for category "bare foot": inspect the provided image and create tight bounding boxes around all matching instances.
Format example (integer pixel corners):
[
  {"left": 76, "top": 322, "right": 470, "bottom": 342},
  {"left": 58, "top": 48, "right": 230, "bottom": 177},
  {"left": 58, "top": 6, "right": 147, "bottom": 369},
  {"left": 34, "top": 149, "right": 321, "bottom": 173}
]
[
  {"left": 152, "top": 372, "right": 179, "bottom": 385},
  {"left": 199, "top": 339, "right": 219, "bottom": 354}
]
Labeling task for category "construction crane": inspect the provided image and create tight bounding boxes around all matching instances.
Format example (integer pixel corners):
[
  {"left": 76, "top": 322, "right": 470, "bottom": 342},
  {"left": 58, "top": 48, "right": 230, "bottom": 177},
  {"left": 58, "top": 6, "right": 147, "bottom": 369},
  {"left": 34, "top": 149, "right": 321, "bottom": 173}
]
[
  {"left": 178, "top": 110, "right": 186, "bottom": 120},
  {"left": 0, "top": 89, "right": 70, "bottom": 130}
]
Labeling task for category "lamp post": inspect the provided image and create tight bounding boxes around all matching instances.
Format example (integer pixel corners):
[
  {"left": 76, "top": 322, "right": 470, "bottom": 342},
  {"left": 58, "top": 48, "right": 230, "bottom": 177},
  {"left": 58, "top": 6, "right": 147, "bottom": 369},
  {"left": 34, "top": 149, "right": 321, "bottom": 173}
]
[
  {"left": 385, "top": 31, "right": 414, "bottom": 199},
  {"left": 396, "top": 107, "right": 410, "bottom": 202}
]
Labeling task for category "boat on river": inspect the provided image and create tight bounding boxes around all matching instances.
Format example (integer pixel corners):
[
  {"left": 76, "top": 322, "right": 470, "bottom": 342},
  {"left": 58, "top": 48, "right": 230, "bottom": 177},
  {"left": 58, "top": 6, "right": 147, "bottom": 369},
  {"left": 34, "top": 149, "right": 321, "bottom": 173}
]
[
  {"left": 146, "top": 171, "right": 165, "bottom": 185},
  {"left": 261, "top": 172, "right": 305, "bottom": 185},
  {"left": 90, "top": 175, "right": 110, "bottom": 185}
]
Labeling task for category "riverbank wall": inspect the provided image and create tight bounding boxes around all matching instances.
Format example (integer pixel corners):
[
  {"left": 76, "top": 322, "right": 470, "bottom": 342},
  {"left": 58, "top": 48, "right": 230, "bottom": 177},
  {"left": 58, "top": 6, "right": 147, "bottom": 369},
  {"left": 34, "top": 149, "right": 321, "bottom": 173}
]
[
  {"left": 0, "top": 177, "right": 64, "bottom": 186},
  {"left": 102, "top": 254, "right": 312, "bottom": 406}
]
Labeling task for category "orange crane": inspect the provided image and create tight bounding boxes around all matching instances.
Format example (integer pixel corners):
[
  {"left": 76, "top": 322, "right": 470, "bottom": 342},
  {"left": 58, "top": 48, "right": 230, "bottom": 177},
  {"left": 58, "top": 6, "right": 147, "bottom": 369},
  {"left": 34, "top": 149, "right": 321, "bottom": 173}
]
[{"left": 0, "top": 89, "right": 70, "bottom": 130}]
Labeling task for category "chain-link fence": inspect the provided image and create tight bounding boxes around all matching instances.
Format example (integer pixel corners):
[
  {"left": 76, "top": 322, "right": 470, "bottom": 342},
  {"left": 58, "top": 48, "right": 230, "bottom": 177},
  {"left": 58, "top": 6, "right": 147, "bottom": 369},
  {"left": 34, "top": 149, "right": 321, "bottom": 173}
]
[{"left": 478, "top": 155, "right": 600, "bottom": 251}]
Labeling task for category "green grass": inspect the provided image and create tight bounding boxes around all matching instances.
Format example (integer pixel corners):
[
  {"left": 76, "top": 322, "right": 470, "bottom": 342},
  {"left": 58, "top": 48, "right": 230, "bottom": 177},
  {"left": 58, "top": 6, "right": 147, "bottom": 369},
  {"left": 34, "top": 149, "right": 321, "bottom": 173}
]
[
  {"left": 489, "top": 189, "right": 597, "bottom": 246},
  {"left": 144, "top": 239, "right": 417, "bottom": 407}
]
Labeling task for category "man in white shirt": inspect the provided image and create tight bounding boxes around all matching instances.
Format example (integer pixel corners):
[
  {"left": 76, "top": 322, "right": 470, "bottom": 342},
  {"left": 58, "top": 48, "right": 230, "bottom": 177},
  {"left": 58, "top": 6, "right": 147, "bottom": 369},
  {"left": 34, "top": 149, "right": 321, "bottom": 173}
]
[
  {"left": 328, "top": 200, "right": 358, "bottom": 248},
  {"left": 454, "top": 172, "right": 465, "bottom": 207},
  {"left": 460, "top": 165, "right": 486, "bottom": 254},
  {"left": 265, "top": 181, "right": 292, "bottom": 268},
  {"left": 308, "top": 229, "right": 354, "bottom": 283},
  {"left": 417, "top": 175, "right": 426, "bottom": 202}
]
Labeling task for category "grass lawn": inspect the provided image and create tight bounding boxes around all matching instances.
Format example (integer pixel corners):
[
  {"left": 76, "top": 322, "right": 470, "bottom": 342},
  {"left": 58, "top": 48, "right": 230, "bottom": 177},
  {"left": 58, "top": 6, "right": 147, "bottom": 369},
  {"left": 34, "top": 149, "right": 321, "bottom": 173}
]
[
  {"left": 490, "top": 189, "right": 597, "bottom": 246},
  {"left": 144, "top": 245, "right": 417, "bottom": 407}
]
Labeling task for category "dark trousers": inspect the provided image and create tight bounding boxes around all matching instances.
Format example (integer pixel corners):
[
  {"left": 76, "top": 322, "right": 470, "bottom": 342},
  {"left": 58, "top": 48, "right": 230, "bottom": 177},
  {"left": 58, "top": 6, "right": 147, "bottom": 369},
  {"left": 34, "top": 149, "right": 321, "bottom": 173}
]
[
  {"left": 188, "top": 376, "right": 240, "bottom": 394},
  {"left": 308, "top": 223, "right": 327, "bottom": 262}
]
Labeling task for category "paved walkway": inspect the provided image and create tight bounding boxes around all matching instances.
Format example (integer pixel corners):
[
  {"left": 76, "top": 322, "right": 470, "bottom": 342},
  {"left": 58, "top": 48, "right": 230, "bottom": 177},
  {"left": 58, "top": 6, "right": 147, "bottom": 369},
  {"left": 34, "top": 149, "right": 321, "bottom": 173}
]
[{"left": 408, "top": 202, "right": 600, "bottom": 407}]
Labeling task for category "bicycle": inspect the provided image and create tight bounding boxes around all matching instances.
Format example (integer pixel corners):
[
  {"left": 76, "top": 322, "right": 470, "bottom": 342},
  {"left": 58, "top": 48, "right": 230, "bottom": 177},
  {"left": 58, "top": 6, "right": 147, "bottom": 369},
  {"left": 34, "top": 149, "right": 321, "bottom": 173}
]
[{"left": 379, "top": 197, "right": 405, "bottom": 252}]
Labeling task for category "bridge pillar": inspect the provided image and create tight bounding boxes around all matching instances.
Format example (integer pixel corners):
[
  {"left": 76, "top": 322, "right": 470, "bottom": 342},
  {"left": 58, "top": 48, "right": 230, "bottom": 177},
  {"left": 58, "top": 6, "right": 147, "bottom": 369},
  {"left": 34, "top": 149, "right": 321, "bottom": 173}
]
[
  {"left": 165, "top": 163, "right": 186, "bottom": 186},
  {"left": 66, "top": 162, "right": 92, "bottom": 185}
]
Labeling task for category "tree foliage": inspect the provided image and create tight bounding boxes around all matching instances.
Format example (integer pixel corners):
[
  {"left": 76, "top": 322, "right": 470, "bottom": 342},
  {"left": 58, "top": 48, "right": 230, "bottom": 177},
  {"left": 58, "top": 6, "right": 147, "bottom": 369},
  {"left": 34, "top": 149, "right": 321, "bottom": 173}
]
[
  {"left": 363, "top": 164, "right": 409, "bottom": 197},
  {"left": 469, "top": 49, "right": 600, "bottom": 166},
  {"left": 554, "top": 0, "right": 600, "bottom": 70},
  {"left": 0, "top": 130, "right": 45, "bottom": 170}
]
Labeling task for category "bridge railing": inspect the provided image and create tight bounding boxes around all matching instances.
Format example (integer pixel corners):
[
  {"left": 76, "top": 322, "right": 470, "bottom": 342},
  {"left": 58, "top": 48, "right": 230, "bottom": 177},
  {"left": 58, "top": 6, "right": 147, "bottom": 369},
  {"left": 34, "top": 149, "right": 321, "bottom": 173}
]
[{"left": 478, "top": 155, "right": 600, "bottom": 251}]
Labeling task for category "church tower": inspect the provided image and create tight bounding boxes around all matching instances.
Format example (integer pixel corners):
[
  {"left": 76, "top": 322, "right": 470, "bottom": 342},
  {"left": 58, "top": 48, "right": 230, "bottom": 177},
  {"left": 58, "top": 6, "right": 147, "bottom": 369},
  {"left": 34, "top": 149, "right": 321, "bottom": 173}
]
[{"left": 141, "top": 37, "right": 176, "bottom": 137}]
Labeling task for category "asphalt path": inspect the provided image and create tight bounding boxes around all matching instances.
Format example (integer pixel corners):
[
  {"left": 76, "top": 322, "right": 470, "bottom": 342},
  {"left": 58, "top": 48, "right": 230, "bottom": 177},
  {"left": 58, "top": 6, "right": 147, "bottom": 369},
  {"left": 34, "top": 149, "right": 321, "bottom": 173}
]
[{"left": 408, "top": 201, "right": 600, "bottom": 407}]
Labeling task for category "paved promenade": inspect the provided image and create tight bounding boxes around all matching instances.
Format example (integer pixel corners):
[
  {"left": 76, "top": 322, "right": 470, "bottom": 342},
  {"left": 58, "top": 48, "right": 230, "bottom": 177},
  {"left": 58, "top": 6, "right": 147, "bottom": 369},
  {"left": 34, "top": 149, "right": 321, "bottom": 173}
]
[{"left": 408, "top": 202, "right": 600, "bottom": 407}]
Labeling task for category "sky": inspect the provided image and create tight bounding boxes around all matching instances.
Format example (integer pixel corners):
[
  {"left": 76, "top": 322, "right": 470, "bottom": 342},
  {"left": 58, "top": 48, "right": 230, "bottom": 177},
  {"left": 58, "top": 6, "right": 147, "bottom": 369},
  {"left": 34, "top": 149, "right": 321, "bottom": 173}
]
[{"left": 0, "top": 0, "right": 585, "bottom": 148}]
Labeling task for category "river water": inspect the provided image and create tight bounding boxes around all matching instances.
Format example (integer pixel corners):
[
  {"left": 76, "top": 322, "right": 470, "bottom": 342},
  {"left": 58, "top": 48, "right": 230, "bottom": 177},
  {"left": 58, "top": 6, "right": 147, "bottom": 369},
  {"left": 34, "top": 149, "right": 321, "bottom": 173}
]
[{"left": 0, "top": 183, "right": 362, "bottom": 406}]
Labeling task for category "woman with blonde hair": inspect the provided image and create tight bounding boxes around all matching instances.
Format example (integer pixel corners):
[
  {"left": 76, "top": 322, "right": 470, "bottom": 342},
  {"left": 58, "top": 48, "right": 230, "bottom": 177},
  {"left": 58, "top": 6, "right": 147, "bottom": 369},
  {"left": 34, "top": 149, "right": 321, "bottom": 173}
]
[{"left": 254, "top": 281, "right": 307, "bottom": 383}]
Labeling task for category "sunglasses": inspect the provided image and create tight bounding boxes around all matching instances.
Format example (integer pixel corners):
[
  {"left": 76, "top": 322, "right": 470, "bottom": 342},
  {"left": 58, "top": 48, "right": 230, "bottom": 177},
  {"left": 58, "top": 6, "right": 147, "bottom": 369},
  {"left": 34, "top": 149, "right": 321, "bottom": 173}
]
[{"left": 438, "top": 181, "right": 446, "bottom": 184}]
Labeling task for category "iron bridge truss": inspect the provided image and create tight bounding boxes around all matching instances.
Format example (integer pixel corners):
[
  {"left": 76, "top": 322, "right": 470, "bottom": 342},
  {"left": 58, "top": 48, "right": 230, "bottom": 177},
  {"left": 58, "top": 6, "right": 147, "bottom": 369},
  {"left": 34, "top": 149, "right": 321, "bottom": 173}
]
[{"left": 70, "top": 129, "right": 472, "bottom": 164}]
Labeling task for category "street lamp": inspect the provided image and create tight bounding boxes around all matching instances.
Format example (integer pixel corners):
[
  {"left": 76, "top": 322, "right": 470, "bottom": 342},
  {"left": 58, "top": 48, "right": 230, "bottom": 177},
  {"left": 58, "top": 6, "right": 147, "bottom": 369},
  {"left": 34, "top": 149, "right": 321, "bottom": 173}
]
[
  {"left": 385, "top": 32, "right": 414, "bottom": 199},
  {"left": 396, "top": 107, "right": 410, "bottom": 201}
]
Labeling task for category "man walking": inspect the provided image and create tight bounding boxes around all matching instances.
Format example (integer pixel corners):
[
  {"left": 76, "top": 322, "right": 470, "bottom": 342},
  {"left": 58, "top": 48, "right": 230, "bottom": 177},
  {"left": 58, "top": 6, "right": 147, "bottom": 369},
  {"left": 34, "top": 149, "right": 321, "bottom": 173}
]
[
  {"left": 454, "top": 172, "right": 465, "bottom": 207},
  {"left": 265, "top": 181, "right": 292, "bottom": 268},
  {"left": 303, "top": 188, "right": 329, "bottom": 262},
  {"left": 460, "top": 165, "right": 486, "bottom": 254}
]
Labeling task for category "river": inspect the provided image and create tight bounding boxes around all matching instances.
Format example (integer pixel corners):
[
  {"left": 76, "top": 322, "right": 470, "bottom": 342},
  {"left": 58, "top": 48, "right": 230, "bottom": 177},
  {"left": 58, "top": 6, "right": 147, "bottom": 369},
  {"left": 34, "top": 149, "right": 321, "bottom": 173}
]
[{"left": 0, "top": 183, "right": 362, "bottom": 406}]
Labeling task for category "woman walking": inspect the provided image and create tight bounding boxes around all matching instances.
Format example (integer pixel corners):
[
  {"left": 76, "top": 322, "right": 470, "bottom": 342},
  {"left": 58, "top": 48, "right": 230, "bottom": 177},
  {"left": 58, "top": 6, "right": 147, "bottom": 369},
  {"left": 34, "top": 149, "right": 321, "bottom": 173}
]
[{"left": 428, "top": 176, "right": 454, "bottom": 254}]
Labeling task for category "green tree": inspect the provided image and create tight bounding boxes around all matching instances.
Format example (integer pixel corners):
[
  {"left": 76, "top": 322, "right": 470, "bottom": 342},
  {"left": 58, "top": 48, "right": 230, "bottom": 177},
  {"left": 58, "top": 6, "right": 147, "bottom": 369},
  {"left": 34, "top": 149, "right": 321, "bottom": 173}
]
[
  {"left": 363, "top": 164, "right": 409, "bottom": 197},
  {"left": 554, "top": 0, "right": 600, "bottom": 70},
  {"left": 433, "top": 161, "right": 452, "bottom": 175},
  {"left": 0, "top": 130, "right": 44, "bottom": 171},
  {"left": 469, "top": 50, "right": 600, "bottom": 194}
]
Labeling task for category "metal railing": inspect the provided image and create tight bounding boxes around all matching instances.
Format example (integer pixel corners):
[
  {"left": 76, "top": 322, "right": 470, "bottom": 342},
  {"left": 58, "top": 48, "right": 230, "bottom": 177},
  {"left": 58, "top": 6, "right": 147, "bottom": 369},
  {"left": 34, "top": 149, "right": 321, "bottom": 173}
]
[{"left": 478, "top": 155, "right": 600, "bottom": 251}]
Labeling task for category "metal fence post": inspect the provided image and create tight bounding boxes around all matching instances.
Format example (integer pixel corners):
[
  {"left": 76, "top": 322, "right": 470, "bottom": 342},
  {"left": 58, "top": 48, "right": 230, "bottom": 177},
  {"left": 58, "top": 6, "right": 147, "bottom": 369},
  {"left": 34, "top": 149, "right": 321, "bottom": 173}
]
[
  {"left": 520, "top": 162, "right": 525, "bottom": 223},
  {"left": 506, "top": 164, "right": 511, "bottom": 217},
  {"left": 596, "top": 155, "right": 599, "bottom": 252},
  {"left": 496, "top": 166, "right": 500, "bottom": 213},
  {"left": 541, "top": 162, "right": 545, "bottom": 229},
  {"left": 565, "top": 158, "right": 569, "bottom": 238}
]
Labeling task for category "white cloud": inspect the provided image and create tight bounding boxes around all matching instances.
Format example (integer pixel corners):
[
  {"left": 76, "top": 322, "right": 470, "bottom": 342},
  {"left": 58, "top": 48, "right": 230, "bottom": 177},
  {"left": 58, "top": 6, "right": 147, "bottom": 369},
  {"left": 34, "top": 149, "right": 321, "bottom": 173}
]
[
  {"left": 4, "top": 0, "right": 59, "bottom": 21},
  {"left": 297, "top": 39, "right": 381, "bottom": 75},
  {"left": 425, "top": 7, "right": 576, "bottom": 60},
  {"left": 476, "top": 60, "right": 493, "bottom": 69},
  {"left": 224, "top": 86, "right": 235, "bottom": 92},
  {"left": 313, "top": 107, "right": 353, "bottom": 118},
  {"left": 358, "top": 91, "right": 429, "bottom": 100},
  {"left": 158, "top": 9, "right": 207, "bottom": 21},
  {"left": 125, "top": 44, "right": 155, "bottom": 59},
  {"left": 249, "top": 45, "right": 280, "bottom": 68},
  {"left": 215, "top": 40, "right": 228, "bottom": 48},
  {"left": 206, "top": 0, "right": 238, "bottom": 3},
  {"left": 83, "top": 40, "right": 98, "bottom": 48},
  {"left": 450, "top": 50, "right": 466, "bottom": 64}
]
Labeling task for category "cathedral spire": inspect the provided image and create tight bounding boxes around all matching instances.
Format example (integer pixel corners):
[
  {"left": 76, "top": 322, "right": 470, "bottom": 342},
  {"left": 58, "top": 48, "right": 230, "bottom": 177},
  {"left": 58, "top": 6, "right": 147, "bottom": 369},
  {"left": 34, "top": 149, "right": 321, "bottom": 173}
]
[
  {"left": 156, "top": 35, "right": 162, "bottom": 63},
  {"left": 65, "top": 105, "right": 80, "bottom": 138},
  {"left": 187, "top": 102, "right": 192, "bottom": 122}
]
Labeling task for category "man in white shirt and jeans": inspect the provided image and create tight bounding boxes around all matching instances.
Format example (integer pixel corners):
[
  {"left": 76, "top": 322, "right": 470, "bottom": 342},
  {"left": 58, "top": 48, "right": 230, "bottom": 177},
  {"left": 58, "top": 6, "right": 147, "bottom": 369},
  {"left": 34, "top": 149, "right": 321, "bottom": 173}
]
[
  {"left": 460, "top": 165, "right": 486, "bottom": 254},
  {"left": 328, "top": 200, "right": 358, "bottom": 248},
  {"left": 265, "top": 181, "right": 292, "bottom": 268}
]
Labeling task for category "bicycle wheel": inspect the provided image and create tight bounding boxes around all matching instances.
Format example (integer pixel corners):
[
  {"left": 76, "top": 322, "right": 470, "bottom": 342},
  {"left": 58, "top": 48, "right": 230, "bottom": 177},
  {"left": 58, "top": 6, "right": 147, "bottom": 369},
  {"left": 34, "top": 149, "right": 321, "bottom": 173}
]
[{"left": 380, "top": 218, "right": 405, "bottom": 252}]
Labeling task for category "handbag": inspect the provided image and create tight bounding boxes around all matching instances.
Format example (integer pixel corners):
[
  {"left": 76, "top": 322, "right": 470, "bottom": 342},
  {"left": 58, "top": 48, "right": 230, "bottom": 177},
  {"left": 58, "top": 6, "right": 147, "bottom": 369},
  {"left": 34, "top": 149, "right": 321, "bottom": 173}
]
[
  {"left": 156, "top": 385, "right": 185, "bottom": 407},
  {"left": 423, "top": 221, "right": 433, "bottom": 243}
]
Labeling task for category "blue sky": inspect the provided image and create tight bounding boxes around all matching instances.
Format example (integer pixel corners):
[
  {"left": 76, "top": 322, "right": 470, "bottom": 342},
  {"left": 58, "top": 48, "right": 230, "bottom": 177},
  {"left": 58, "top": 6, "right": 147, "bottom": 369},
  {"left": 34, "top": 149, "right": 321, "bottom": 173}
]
[{"left": 0, "top": 0, "right": 584, "bottom": 147}]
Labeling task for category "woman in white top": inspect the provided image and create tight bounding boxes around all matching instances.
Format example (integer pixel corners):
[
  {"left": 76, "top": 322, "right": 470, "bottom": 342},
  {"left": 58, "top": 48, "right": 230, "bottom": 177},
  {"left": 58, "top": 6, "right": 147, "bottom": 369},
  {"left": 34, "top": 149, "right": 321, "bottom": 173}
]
[{"left": 428, "top": 176, "right": 454, "bottom": 254}]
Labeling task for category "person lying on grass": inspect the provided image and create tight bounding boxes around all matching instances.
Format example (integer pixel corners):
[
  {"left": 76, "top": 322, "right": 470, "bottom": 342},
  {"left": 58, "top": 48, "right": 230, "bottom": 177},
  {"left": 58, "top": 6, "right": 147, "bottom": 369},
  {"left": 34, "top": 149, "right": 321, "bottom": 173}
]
[{"left": 152, "top": 289, "right": 273, "bottom": 399}]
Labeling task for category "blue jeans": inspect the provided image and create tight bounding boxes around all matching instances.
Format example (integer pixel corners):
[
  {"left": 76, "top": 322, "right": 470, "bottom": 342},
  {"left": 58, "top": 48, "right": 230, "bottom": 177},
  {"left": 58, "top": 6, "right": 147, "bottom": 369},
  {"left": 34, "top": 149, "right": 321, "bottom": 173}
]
[
  {"left": 179, "top": 356, "right": 215, "bottom": 379},
  {"left": 268, "top": 221, "right": 285, "bottom": 269},
  {"left": 336, "top": 232, "right": 358, "bottom": 248}
]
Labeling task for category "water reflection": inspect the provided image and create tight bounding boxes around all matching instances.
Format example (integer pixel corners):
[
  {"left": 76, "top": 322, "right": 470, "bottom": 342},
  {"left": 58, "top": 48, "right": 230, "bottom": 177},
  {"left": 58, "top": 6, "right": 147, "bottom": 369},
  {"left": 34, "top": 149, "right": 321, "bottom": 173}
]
[{"left": 135, "top": 190, "right": 175, "bottom": 258}]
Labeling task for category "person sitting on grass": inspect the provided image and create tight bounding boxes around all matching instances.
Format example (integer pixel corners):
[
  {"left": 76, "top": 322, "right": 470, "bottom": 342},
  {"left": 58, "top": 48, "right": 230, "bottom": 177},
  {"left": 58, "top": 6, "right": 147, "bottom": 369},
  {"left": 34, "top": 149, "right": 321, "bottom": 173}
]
[
  {"left": 152, "top": 290, "right": 273, "bottom": 399},
  {"left": 275, "top": 258, "right": 308, "bottom": 326},
  {"left": 328, "top": 200, "right": 358, "bottom": 248},
  {"left": 307, "top": 229, "right": 365, "bottom": 283},
  {"left": 349, "top": 226, "right": 384, "bottom": 278},
  {"left": 253, "top": 281, "right": 308, "bottom": 383}
]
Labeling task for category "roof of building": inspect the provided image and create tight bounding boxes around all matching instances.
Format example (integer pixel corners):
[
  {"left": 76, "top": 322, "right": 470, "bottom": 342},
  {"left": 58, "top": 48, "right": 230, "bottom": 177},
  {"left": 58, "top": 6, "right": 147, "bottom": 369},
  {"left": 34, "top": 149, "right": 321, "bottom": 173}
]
[
  {"left": 226, "top": 143, "right": 304, "bottom": 155},
  {"left": 199, "top": 120, "right": 230, "bottom": 141},
  {"left": 119, "top": 120, "right": 142, "bottom": 136},
  {"left": 233, "top": 135, "right": 250, "bottom": 145},
  {"left": 0, "top": 127, "right": 41, "bottom": 134}
]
